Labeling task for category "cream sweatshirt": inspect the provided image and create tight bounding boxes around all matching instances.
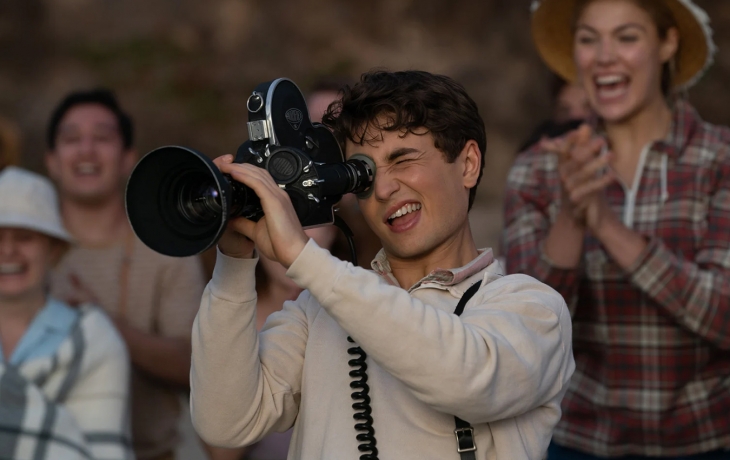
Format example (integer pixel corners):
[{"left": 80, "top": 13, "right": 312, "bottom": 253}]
[{"left": 190, "top": 240, "right": 575, "bottom": 460}]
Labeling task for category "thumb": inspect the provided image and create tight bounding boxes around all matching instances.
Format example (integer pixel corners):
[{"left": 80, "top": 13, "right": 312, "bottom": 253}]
[{"left": 575, "top": 124, "right": 594, "bottom": 144}]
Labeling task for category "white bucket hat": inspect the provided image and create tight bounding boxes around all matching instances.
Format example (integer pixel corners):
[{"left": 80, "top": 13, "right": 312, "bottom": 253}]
[
  {"left": 531, "top": 0, "right": 716, "bottom": 90},
  {"left": 0, "top": 166, "right": 73, "bottom": 242}
]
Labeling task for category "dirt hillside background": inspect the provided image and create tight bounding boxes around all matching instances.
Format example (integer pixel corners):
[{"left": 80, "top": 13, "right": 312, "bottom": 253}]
[{"left": 2, "top": 0, "right": 728, "bottom": 251}]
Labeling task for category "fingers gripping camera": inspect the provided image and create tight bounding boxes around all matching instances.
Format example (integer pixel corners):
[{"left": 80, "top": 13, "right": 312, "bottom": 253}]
[{"left": 125, "top": 79, "right": 375, "bottom": 257}]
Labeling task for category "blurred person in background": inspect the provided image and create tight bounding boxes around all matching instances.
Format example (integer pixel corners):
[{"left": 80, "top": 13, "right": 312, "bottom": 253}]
[
  {"left": 503, "top": 0, "right": 730, "bottom": 459},
  {"left": 307, "top": 78, "right": 344, "bottom": 124},
  {"left": 45, "top": 89, "right": 206, "bottom": 460},
  {"left": 519, "top": 75, "right": 592, "bottom": 152},
  {"left": 307, "top": 78, "right": 382, "bottom": 268},
  {"left": 0, "top": 115, "right": 21, "bottom": 171},
  {"left": 552, "top": 77, "right": 592, "bottom": 125},
  {"left": 0, "top": 167, "right": 132, "bottom": 460}
]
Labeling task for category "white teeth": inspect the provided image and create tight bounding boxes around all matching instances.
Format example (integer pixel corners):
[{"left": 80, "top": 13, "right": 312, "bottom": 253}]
[
  {"left": 596, "top": 75, "right": 625, "bottom": 86},
  {"left": 76, "top": 163, "right": 99, "bottom": 175},
  {"left": 388, "top": 203, "right": 421, "bottom": 221},
  {"left": 0, "top": 263, "right": 23, "bottom": 275},
  {"left": 597, "top": 85, "right": 627, "bottom": 99}
]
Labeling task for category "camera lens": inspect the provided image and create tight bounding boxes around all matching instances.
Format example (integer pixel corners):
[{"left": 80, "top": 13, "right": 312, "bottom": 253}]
[
  {"left": 346, "top": 154, "right": 376, "bottom": 198},
  {"left": 178, "top": 180, "right": 223, "bottom": 223},
  {"left": 126, "top": 146, "right": 236, "bottom": 257}
]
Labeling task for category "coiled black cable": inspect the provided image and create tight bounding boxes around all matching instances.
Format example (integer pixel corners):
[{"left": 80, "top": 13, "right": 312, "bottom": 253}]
[
  {"left": 333, "top": 215, "right": 379, "bottom": 460},
  {"left": 347, "top": 336, "right": 379, "bottom": 460}
]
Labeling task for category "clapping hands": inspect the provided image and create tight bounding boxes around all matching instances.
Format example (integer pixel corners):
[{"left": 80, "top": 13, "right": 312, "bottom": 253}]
[{"left": 541, "top": 124, "right": 616, "bottom": 231}]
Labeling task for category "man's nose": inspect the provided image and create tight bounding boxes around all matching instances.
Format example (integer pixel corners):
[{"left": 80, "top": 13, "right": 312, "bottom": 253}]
[
  {"left": 79, "top": 136, "right": 97, "bottom": 156},
  {"left": 372, "top": 170, "right": 400, "bottom": 202}
]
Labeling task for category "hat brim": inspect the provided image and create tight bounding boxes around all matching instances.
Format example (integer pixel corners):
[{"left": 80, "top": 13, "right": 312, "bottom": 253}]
[
  {"left": 0, "top": 213, "right": 74, "bottom": 243},
  {"left": 531, "top": 0, "right": 712, "bottom": 89}
]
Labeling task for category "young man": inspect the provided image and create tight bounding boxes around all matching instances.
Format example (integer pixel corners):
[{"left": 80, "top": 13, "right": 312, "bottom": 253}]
[
  {"left": 45, "top": 89, "right": 206, "bottom": 460},
  {"left": 190, "top": 70, "right": 575, "bottom": 460}
]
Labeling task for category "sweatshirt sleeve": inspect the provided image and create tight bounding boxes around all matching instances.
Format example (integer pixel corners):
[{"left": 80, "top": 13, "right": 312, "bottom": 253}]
[
  {"left": 190, "top": 250, "right": 309, "bottom": 448},
  {"left": 287, "top": 240, "right": 575, "bottom": 424}
]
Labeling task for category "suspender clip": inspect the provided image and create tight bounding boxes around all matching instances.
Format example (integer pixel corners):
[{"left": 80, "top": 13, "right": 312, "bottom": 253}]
[{"left": 454, "top": 427, "right": 477, "bottom": 453}]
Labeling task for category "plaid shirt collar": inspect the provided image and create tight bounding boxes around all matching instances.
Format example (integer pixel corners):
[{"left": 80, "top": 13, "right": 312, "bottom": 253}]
[
  {"left": 589, "top": 99, "right": 700, "bottom": 159},
  {"left": 370, "top": 248, "right": 494, "bottom": 292}
]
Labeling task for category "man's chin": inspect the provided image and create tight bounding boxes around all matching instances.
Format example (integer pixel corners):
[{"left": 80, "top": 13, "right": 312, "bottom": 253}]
[
  {"left": 64, "top": 188, "right": 118, "bottom": 206},
  {"left": 382, "top": 244, "right": 432, "bottom": 262}
]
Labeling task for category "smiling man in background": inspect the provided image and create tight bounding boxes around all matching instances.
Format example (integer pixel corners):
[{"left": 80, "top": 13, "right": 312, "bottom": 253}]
[{"left": 46, "top": 88, "right": 206, "bottom": 460}]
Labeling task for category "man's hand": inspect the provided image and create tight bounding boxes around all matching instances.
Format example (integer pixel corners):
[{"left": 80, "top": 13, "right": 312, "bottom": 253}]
[{"left": 213, "top": 155, "right": 309, "bottom": 268}]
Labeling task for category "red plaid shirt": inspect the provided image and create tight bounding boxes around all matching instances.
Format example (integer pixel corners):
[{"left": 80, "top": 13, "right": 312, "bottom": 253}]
[{"left": 502, "top": 100, "right": 730, "bottom": 457}]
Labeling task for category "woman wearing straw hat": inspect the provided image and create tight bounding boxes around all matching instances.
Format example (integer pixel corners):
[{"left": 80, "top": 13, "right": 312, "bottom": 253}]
[
  {"left": 0, "top": 167, "right": 133, "bottom": 459},
  {"left": 503, "top": 0, "right": 730, "bottom": 459}
]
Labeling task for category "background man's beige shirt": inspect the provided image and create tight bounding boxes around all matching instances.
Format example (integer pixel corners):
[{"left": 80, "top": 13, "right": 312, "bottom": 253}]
[
  {"left": 191, "top": 240, "right": 575, "bottom": 460},
  {"left": 51, "top": 236, "right": 206, "bottom": 459}
]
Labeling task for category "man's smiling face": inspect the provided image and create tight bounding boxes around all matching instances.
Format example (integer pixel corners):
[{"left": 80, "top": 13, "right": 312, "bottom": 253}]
[
  {"left": 46, "top": 103, "right": 135, "bottom": 206},
  {"left": 346, "top": 122, "right": 479, "bottom": 263}
]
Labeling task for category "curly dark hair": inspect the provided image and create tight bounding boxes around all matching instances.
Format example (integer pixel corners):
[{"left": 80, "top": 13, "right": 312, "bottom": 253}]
[{"left": 321, "top": 70, "right": 487, "bottom": 210}]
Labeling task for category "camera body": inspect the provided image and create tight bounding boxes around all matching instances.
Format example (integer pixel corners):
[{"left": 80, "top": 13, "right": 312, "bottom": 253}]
[
  {"left": 237, "top": 78, "right": 370, "bottom": 226},
  {"left": 125, "top": 78, "right": 375, "bottom": 257}
]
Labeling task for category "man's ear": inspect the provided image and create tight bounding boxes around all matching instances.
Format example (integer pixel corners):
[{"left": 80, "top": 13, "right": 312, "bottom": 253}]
[
  {"left": 461, "top": 140, "right": 482, "bottom": 189},
  {"left": 122, "top": 148, "right": 139, "bottom": 177}
]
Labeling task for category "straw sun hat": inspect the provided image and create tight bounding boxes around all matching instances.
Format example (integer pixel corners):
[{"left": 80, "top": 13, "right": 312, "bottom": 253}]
[
  {"left": 0, "top": 166, "right": 73, "bottom": 243},
  {"left": 531, "top": 0, "right": 716, "bottom": 90}
]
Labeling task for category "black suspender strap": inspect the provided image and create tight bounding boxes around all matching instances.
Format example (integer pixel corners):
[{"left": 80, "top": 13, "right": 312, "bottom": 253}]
[
  {"left": 453, "top": 281, "right": 482, "bottom": 316},
  {"left": 452, "top": 280, "right": 482, "bottom": 460}
]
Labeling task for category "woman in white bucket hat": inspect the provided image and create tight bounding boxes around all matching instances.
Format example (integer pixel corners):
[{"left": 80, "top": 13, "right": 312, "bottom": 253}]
[
  {"left": 502, "top": 0, "right": 730, "bottom": 459},
  {"left": 0, "top": 166, "right": 133, "bottom": 460}
]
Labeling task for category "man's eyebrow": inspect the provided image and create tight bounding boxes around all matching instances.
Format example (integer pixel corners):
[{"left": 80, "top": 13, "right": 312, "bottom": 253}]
[{"left": 385, "top": 148, "right": 421, "bottom": 163}]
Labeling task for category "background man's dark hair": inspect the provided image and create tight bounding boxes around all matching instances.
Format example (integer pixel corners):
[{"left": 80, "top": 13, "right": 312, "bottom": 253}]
[
  {"left": 46, "top": 88, "right": 133, "bottom": 150},
  {"left": 322, "top": 70, "right": 487, "bottom": 210}
]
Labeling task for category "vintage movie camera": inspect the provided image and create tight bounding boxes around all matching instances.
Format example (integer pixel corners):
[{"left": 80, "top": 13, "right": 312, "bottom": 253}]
[{"left": 125, "top": 78, "right": 375, "bottom": 257}]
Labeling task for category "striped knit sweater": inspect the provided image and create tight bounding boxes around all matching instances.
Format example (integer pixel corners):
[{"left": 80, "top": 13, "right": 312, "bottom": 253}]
[{"left": 0, "top": 305, "right": 133, "bottom": 460}]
